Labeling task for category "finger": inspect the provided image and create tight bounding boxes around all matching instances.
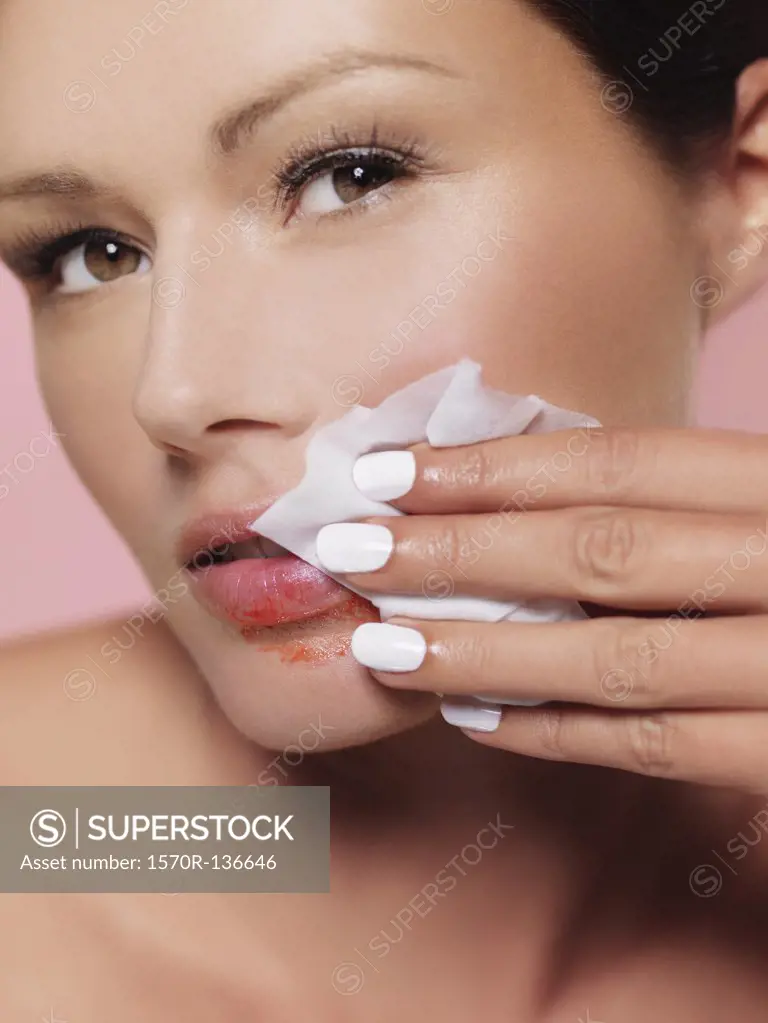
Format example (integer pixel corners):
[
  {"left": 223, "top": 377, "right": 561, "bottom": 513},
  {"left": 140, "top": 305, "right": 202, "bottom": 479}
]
[
  {"left": 462, "top": 705, "right": 768, "bottom": 793},
  {"left": 317, "top": 509, "right": 768, "bottom": 612},
  {"left": 351, "top": 614, "right": 768, "bottom": 710},
  {"left": 351, "top": 429, "right": 768, "bottom": 516}
]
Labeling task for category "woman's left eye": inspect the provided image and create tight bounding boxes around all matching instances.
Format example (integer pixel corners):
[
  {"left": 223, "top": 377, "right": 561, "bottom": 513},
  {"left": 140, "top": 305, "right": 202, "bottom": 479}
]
[
  {"left": 289, "top": 152, "right": 410, "bottom": 219},
  {"left": 58, "top": 237, "right": 151, "bottom": 294}
]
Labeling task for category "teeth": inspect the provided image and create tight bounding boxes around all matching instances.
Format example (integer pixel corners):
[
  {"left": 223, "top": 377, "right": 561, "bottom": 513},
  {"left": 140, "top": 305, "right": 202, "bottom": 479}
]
[
  {"left": 260, "top": 537, "right": 289, "bottom": 557},
  {"left": 225, "top": 536, "right": 288, "bottom": 560},
  {"left": 231, "top": 537, "right": 267, "bottom": 559},
  {"left": 189, "top": 535, "right": 289, "bottom": 569}
]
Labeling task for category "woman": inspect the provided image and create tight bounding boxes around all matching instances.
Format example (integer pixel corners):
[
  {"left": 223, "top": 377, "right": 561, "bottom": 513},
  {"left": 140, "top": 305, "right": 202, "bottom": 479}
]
[{"left": 1, "top": 0, "right": 768, "bottom": 1016}]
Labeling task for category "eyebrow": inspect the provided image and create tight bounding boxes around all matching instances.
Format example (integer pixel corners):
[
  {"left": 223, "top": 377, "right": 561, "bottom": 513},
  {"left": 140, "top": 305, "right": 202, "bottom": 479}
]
[
  {"left": 0, "top": 49, "right": 459, "bottom": 202},
  {"left": 0, "top": 168, "right": 115, "bottom": 203},
  {"left": 211, "top": 49, "right": 460, "bottom": 156}
]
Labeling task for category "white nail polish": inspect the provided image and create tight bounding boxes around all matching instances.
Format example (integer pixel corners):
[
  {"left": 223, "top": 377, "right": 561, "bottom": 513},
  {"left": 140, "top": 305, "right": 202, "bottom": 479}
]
[
  {"left": 351, "top": 623, "right": 427, "bottom": 673},
  {"left": 316, "top": 523, "right": 394, "bottom": 573},
  {"left": 441, "top": 698, "right": 502, "bottom": 733},
  {"left": 353, "top": 451, "right": 416, "bottom": 502}
]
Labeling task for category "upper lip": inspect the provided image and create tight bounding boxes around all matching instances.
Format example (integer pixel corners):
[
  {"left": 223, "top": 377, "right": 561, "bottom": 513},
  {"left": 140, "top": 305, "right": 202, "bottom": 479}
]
[{"left": 176, "top": 499, "right": 283, "bottom": 569}]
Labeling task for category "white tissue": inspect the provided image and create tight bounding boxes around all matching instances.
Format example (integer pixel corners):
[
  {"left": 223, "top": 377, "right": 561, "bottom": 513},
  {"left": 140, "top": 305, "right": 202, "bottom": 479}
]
[{"left": 250, "top": 360, "right": 600, "bottom": 711}]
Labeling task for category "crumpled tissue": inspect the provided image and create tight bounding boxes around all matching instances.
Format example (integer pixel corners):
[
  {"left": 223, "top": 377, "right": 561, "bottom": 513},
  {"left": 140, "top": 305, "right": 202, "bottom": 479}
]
[{"left": 251, "top": 360, "right": 600, "bottom": 714}]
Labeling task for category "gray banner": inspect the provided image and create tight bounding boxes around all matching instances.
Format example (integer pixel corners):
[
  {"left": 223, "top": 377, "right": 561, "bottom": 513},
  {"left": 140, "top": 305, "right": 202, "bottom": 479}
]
[{"left": 0, "top": 786, "right": 329, "bottom": 893}]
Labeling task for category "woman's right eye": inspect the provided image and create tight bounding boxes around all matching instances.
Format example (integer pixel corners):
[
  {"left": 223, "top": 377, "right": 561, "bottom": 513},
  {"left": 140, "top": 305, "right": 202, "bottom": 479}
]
[{"left": 57, "top": 236, "right": 151, "bottom": 294}]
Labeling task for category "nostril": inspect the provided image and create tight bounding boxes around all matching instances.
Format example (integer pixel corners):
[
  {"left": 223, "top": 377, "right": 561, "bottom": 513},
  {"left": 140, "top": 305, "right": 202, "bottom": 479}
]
[
  {"left": 143, "top": 432, "right": 193, "bottom": 463},
  {"left": 206, "top": 418, "right": 282, "bottom": 434}
]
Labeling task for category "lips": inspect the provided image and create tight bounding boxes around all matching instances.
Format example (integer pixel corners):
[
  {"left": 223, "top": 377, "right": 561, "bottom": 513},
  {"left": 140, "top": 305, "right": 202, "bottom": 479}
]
[{"left": 178, "top": 506, "right": 355, "bottom": 629}]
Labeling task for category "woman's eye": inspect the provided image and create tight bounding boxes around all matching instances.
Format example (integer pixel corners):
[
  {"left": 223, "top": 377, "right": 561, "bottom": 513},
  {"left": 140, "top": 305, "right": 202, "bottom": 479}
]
[
  {"left": 293, "top": 156, "right": 402, "bottom": 218},
  {"left": 58, "top": 238, "right": 151, "bottom": 295}
]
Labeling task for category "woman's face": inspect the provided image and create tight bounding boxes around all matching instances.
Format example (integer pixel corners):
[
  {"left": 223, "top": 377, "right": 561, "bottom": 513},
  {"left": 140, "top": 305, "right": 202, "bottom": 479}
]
[{"left": 0, "top": 0, "right": 719, "bottom": 749}]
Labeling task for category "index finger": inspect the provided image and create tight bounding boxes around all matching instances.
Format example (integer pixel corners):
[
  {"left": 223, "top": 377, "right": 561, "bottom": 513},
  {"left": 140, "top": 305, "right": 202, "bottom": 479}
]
[{"left": 351, "top": 428, "right": 768, "bottom": 515}]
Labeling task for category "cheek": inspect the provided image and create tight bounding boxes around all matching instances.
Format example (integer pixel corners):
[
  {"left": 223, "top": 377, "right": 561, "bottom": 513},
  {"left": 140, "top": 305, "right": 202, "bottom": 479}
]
[
  {"left": 269, "top": 179, "right": 701, "bottom": 425},
  {"left": 33, "top": 297, "right": 157, "bottom": 542}
]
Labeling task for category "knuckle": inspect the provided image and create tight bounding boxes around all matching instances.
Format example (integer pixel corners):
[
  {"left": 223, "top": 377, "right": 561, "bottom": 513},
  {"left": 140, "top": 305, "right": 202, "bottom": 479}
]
[
  {"left": 585, "top": 429, "right": 646, "bottom": 499},
  {"left": 455, "top": 631, "right": 495, "bottom": 678},
  {"left": 535, "top": 709, "right": 570, "bottom": 760},
  {"left": 457, "top": 446, "right": 491, "bottom": 489},
  {"left": 625, "top": 713, "right": 677, "bottom": 777},
  {"left": 459, "top": 441, "right": 509, "bottom": 492},
  {"left": 592, "top": 620, "right": 663, "bottom": 704},
  {"left": 570, "top": 510, "right": 647, "bottom": 592},
  {"left": 433, "top": 518, "right": 470, "bottom": 570}
]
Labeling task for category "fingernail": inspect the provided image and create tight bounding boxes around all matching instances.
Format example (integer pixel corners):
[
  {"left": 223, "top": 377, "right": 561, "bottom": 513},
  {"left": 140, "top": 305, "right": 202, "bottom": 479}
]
[
  {"left": 440, "top": 698, "right": 502, "bottom": 733},
  {"left": 316, "top": 523, "right": 394, "bottom": 573},
  {"left": 351, "top": 623, "right": 427, "bottom": 673},
  {"left": 353, "top": 451, "right": 417, "bottom": 502}
]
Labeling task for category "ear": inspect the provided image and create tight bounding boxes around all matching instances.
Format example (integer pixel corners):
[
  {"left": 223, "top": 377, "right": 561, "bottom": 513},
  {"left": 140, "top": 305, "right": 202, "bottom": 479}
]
[{"left": 703, "top": 58, "right": 768, "bottom": 324}]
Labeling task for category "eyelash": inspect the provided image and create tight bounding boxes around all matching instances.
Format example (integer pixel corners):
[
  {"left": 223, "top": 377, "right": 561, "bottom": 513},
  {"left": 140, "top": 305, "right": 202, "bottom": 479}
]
[
  {"left": 5, "top": 224, "right": 141, "bottom": 284},
  {"left": 272, "top": 124, "right": 429, "bottom": 215},
  {"left": 3, "top": 125, "right": 431, "bottom": 286}
]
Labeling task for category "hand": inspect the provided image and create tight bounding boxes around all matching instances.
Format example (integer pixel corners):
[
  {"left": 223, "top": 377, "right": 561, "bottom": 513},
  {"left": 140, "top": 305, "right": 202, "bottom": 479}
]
[{"left": 315, "top": 427, "right": 768, "bottom": 793}]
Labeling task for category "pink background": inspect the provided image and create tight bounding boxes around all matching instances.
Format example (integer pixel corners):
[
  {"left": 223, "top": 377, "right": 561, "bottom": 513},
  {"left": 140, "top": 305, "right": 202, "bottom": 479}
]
[{"left": 1, "top": 266, "right": 766, "bottom": 642}]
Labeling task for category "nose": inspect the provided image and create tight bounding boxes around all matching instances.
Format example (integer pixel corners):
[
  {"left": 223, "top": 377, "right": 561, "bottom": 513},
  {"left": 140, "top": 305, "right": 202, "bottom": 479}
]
[{"left": 133, "top": 248, "right": 317, "bottom": 461}]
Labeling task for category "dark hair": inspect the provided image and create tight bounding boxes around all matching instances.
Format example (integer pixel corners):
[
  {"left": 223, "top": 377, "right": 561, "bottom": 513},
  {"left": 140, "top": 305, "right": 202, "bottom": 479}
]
[{"left": 526, "top": 1, "right": 768, "bottom": 169}]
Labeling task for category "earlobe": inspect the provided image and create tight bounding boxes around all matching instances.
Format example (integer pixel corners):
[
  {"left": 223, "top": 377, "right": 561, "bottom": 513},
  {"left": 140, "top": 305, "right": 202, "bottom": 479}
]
[
  {"left": 736, "top": 58, "right": 768, "bottom": 144},
  {"left": 701, "top": 60, "right": 768, "bottom": 325},
  {"left": 736, "top": 57, "right": 768, "bottom": 186},
  {"left": 711, "top": 59, "right": 768, "bottom": 319}
]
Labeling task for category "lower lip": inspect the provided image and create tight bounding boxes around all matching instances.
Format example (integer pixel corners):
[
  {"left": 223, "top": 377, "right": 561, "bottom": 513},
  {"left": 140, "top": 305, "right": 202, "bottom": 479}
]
[
  {"left": 188, "top": 554, "right": 357, "bottom": 628},
  {"left": 253, "top": 593, "right": 380, "bottom": 664}
]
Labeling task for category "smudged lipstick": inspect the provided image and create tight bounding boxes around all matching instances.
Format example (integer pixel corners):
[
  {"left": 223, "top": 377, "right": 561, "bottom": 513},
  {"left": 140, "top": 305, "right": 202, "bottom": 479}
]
[{"left": 178, "top": 507, "right": 370, "bottom": 632}]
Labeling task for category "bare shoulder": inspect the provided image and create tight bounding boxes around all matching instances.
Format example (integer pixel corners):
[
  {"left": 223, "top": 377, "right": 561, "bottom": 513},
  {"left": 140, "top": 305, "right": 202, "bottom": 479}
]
[{"left": 0, "top": 615, "right": 213, "bottom": 783}]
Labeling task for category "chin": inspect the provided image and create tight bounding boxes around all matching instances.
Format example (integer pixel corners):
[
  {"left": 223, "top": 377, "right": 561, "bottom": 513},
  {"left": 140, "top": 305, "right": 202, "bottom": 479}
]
[{"left": 166, "top": 598, "right": 439, "bottom": 754}]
